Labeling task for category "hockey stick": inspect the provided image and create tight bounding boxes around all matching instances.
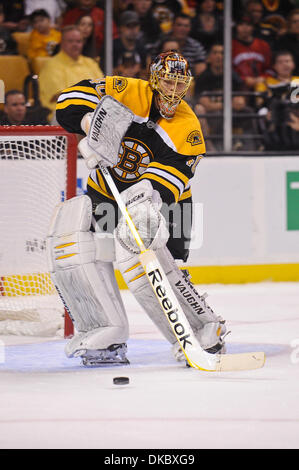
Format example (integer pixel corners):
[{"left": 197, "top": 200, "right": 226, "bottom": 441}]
[{"left": 81, "top": 97, "right": 265, "bottom": 372}]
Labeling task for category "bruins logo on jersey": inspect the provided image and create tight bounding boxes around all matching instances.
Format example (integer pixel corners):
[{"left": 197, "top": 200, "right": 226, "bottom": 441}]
[
  {"left": 112, "top": 138, "right": 154, "bottom": 182},
  {"left": 186, "top": 130, "right": 202, "bottom": 146},
  {"left": 113, "top": 78, "right": 128, "bottom": 93}
]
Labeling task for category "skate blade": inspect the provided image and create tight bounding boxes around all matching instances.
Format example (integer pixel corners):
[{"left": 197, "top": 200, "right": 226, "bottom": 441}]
[{"left": 82, "top": 358, "right": 130, "bottom": 367}]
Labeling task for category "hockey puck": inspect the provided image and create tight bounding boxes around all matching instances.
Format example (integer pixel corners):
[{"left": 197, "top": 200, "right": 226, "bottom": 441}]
[{"left": 113, "top": 376, "right": 129, "bottom": 385}]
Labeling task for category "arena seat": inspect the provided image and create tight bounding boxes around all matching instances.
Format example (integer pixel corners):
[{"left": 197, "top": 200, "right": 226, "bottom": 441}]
[
  {"left": 30, "top": 56, "right": 51, "bottom": 75},
  {"left": 12, "top": 32, "right": 31, "bottom": 57},
  {"left": 0, "top": 55, "right": 31, "bottom": 94}
]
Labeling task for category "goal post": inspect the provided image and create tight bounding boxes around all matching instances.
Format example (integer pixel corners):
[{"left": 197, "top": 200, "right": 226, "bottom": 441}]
[{"left": 0, "top": 125, "right": 77, "bottom": 337}]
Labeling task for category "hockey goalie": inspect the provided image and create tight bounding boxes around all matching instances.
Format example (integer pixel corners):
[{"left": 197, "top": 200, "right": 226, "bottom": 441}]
[{"left": 46, "top": 52, "right": 227, "bottom": 367}]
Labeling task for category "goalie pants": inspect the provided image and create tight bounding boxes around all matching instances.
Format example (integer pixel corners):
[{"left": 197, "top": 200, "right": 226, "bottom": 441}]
[{"left": 87, "top": 184, "right": 193, "bottom": 263}]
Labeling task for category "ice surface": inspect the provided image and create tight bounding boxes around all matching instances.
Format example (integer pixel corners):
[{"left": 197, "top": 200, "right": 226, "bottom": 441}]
[{"left": 0, "top": 282, "right": 298, "bottom": 449}]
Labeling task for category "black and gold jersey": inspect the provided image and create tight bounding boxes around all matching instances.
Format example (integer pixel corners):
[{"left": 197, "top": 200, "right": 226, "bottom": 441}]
[{"left": 56, "top": 76, "right": 206, "bottom": 204}]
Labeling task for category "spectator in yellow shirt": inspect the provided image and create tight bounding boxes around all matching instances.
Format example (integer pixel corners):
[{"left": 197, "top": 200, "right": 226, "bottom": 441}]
[
  {"left": 27, "top": 9, "right": 61, "bottom": 61},
  {"left": 38, "top": 25, "right": 104, "bottom": 122}
]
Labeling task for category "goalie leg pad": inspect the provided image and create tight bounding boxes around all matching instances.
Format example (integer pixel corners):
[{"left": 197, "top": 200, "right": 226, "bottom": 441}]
[
  {"left": 155, "top": 246, "right": 227, "bottom": 352},
  {"left": 118, "top": 250, "right": 177, "bottom": 344},
  {"left": 116, "top": 243, "right": 226, "bottom": 351},
  {"left": 46, "top": 195, "right": 129, "bottom": 358}
]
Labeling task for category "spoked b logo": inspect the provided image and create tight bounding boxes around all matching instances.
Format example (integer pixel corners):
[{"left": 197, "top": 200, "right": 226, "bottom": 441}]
[{"left": 113, "top": 138, "right": 153, "bottom": 182}]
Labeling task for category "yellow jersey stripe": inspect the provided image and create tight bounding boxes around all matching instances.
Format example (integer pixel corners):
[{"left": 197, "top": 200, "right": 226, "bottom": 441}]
[
  {"left": 144, "top": 167, "right": 184, "bottom": 197},
  {"left": 179, "top": 188, "right": 192, "bottom": 201},
  {"left": 56, "top": 99, "right": 97, "bottom": 110},
  {"left": 140, "top": 173, "right": 180, "bottom": 202},
  {"left": 148, "top": 162, "right": 189, "bottom": 186},
  {"left": 87, "top": 176, "right": 115, "bottom": 200},
  {"left": 96, "top": 170, "right": 109, "bottom": 195}
]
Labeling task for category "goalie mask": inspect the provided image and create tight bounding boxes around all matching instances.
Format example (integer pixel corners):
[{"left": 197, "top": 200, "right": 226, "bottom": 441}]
[{"left": 149, "top": 52, "right": 192, "bottom": 119}]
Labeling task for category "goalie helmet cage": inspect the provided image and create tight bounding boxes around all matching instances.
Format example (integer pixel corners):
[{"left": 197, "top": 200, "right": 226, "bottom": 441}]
[{"left": 0, "top": 125, "right": 76, "bottom": 338}]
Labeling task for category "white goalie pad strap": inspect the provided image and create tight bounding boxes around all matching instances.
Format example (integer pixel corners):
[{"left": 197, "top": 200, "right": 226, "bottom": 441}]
[
  {"left": 94, "top": 232, "right": 115, "bottom": 262},
  {"left": 46, "top": 195, "right": 128, "bottom": 343},
  {"left": 115, "top": 180, "right": 169, "bottom": 254},
  {"left": 78, "top": 95, "right": 134, "bottom": 169}
]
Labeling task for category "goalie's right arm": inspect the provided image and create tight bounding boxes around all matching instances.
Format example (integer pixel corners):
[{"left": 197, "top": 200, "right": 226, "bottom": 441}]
[{"left": 55, "top": 78, "right": 106, "bottom": 135}]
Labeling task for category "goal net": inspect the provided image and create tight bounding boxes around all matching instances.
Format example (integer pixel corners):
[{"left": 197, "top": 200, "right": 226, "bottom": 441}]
[{"left": 0, "top": 126, "right": 77, "bottom": 337}]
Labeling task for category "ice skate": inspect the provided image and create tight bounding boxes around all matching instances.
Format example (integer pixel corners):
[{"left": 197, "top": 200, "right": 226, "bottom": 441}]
[{"left": 76, "top": 343, "right": 130, "bottom": 367}]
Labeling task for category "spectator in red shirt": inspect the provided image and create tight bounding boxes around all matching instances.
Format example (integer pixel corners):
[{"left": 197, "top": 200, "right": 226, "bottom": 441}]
[
  {"left": 62, "top": 0, "right": 118, "bottom": 54},
  {"left": 232, "top": 16, "right": 272, "bottom": 89}
]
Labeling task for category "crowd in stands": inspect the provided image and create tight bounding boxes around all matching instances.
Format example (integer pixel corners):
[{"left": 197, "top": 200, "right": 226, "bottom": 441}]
[{"left": 0, "top": 0, "right": 299, "bottom": 152}]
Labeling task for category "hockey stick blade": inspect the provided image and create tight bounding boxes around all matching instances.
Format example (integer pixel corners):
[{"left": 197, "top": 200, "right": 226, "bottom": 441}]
[
  {"left": 139, "top": 250, "right": 266, "bottom": 372},
  {"left": 215, "top": 351, "right": 265, "bottom": 372}
]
